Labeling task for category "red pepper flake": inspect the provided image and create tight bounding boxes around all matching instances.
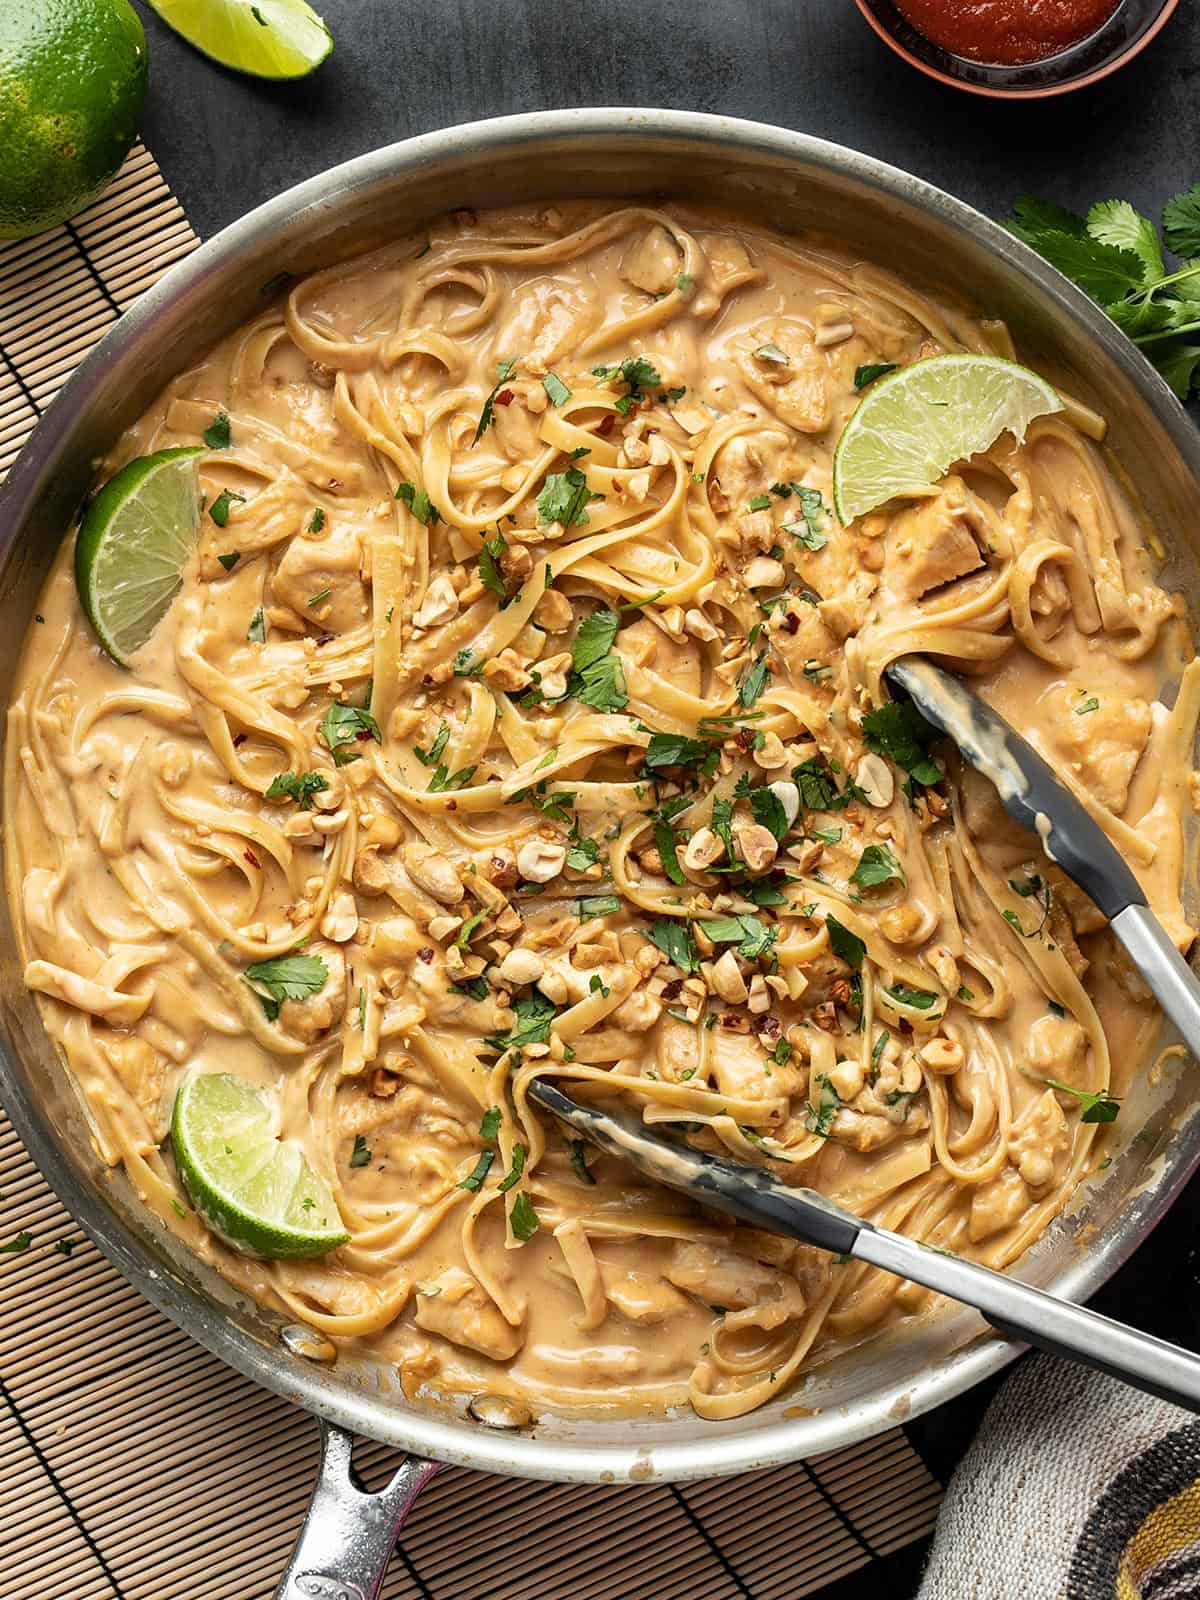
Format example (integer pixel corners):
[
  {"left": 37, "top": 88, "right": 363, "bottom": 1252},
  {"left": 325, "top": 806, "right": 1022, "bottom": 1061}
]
[
  {"left": 417, "top": 947, "right": 435, "bottom": 964},
  {"left": 355, "top": 727, "right": 374, "bottom": 740},
  {"left": 232, "top": 733, "right": 247, "bottom": 747},
  {"left": 782, "top": 610, "right": 801, "bottom": 635},
  {"left": 495, "top": 388, "right": 515, "bottom": 407},
  {"left": 244, "top": 848, "right": 262, "bottom": 869},
  {"left": 735, "top": 727, "right": 756, "bottom": 753},
  {"left": 660, "top": 978, "right": 683, "bottom": 1002},
  {"left": 597, "top": 414, "right": 616, "bottom": 437},
  {"left": 315, "top": 634, "right": 334, "bottom": 647}
]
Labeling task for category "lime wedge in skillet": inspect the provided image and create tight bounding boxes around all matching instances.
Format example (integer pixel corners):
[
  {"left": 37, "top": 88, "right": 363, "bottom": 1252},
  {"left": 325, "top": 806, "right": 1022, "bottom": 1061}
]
[
  {"left": 145, "top": 0, "right": 332, "bottom": 79},
  {"left": 832, "top": 353, "right": 1064, "bottom": 525},
  {"left": 74, "top": 446, "right": 204, "bottom": 667},
  {"left": 171, "top": 1072, "right": 349, "bottom": 1259}
]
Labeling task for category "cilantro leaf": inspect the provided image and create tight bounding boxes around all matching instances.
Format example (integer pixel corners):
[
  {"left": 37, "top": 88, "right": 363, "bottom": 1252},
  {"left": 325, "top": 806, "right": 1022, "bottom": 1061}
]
[
  {"left": 246, "top": 608, "right": 266, "bottom": 644},
  {"left": 264, "top": 770, "right": 329, "bottom": 808},
  {"left": 1087, "top": 199, "right": 1164, "bottom": 284},
  {"left": 569, "top": 1140, "right": 595, "bottom": 1184},
  {"left": 458, "top": 1151, "right": 495, "bottom": 1191},
  {"left": 349, "top": 1135, "right": 371, "bottom": 1168},
  {"left": 699, "top": 914, "right": 777, "bottom": 961},
  {"left": 496, "top": 1143, "right": 526, "bottom": 1193},
  {"left": 509, "top": 1191, "right": 540, "bottom": 1242},
  {"left": 825, "top": 915, "right": 865, "bottom": 969},
  {"left": 203, "top": 412, "right": 231, "bottom": 449},
  {"left": 749, "top": 786, "right": 789, "bottom": 840},
  {"left": 854, "top": 363, "right": 898, "bottom": 390},
  {"left": 538, "top": 466, "right": 597, "bottom": 527},
  {"left": 850, "top": 843, "right": 905, "bottom": 889},
  {"left": 863, "top": 701, "right": 943, "bottom": 787},
  {"left": 427, "top": 762, "right": 477, "bottom": 793},
  {"left": 543, "top": 372, "right": 572, "bottom": 406},
  {"left": 754, "top": 342, "right": 790, "bottom": 365},
  {"left": 885, "top": 983, "right": 938, "bottom": 1010},
  {"left": 394, "top": 481, "right": 439, "bottom": 525},
  {"left": 653, "top": 812, "right": 687, "bottom": 885},
  {"left": 1163, "top": 184, "right": 1200, "bottom": 260},
  {"left": 1007, "top": 221, "right": 1146, "bottom": 302},
  {"left": 485, "top": 993, "right": 559, "bottom": 1054},
  {"left": 566, "top": 829, "right": 601, "bottom": 871},
  {"left": 209, "top": 489, "right": 244, "bottom": 527},
  {"left": 243, "top": 953, "right": 328, "bottom": 1021},
  {"left": 805, "top": 1075, "right": 840, "bottom": 1138},
  {"left": 643, "top": 732, "right": 718, "bottom": 775},
  {"left": 474, "top": 357, "right": 519, "bottom": 443},
  {"left": 320, "top": 701, "right": 381, "bottom": 766},
  {"left": 646, "top": 920, "right": 697, "bottom": 973},
  {"left": 568, "top": 607, "right": 628, "bottom": 711},
  {"left": 592, "top": 355, "right": 663, "bottom": 414},
  {"left": 1046, "top": 1077, "right": 1121, "bottom": 1124},
  {"left": 738, "top": 650, "right": 771, "bottom": 709},
  {"left": 414, "top": 723, "right": 451, "bottom": 767}
]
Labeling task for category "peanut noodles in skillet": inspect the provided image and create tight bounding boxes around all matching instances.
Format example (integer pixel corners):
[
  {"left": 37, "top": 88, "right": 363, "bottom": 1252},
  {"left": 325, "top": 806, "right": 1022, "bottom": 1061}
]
[{"left": 8, "top": 202, "right": 1198, "bottom": 1419}]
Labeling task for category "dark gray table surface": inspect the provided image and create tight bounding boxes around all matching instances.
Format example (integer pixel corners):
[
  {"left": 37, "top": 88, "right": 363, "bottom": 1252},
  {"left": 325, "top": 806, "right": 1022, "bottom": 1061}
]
[{"left": 128, "top": 2, "right": 1200, "bottom": 1593}]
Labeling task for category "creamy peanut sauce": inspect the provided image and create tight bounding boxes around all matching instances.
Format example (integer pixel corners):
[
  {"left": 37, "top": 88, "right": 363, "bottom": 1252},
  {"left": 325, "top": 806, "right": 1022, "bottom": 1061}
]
[{"left": 8, "top": 202, "right": 1198, "bottom": 1421}]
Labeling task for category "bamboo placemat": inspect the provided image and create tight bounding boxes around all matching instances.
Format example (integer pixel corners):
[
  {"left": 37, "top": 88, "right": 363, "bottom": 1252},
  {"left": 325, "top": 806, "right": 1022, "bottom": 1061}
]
[{"left": 0, "top": 147, "right": 943, "bottom": 1599}]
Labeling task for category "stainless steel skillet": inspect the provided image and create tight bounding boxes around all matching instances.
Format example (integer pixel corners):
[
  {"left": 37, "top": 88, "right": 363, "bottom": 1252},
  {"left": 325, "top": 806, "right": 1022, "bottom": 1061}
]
[{"left": 3, "top": 111, "right": 1200, "bottom": 1599}]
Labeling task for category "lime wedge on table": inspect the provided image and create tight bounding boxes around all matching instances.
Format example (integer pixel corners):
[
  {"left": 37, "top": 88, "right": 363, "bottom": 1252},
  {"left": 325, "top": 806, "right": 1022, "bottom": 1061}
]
[
  {"left": 832, "top": 354, "right": 1063, "bottom": 525},
  {"left": 145, "top": 0, "right": 332, "bottom": 79},
  {"left": 171, "top": 1073, "right": 349, "bottom": 1259},
  {"left": 75, "top": 447, "right": 203, "bottom": 667}
]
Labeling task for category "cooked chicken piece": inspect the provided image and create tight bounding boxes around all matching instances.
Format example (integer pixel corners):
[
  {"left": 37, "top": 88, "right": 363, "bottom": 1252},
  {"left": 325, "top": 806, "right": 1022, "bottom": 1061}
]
[
  {"left": 272, "top": 519, "right": 367, "bottom": 632},
  {"left": 277, "top": 941, "right": 347, "bottom": 1042},
  {"left": 1028, "top": 1015, "right": 1088, "bottom": 1087},
  {"left": 883, "top": 478, "right": 985, "bottom": 600},
  {"left": 709, "top": 1028, "right": 773, "bottom": 1101},
  {"left": 968, "top": 1164, "right": 1030, "bottom": 1243},
  {"left": 414, "top": 1265, "right": 525, "bottom": 1360},
  {"left": 619, "top": 225, "right": 681, "bottom": 297},
  {"left": 666, "top": 1241, "right": 807, "bottom": 1319},
  {"left": 738, "top": 325, "right": 831, "bottom": 434},
  {"left": 1041, "top": 682, "right": 1151, "bottom": 815},
  {"left": 621, "top": 616, "right": 701, "bottom": 698},
  {"left": 598, "top": 1261, "right": 690, "bottom": 1322}
]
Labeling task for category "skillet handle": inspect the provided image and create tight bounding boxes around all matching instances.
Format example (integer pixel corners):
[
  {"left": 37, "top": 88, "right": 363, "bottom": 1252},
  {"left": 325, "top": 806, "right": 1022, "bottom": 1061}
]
[{"left": 274, "top": 1421, "right": 439, "bottom": 1600}]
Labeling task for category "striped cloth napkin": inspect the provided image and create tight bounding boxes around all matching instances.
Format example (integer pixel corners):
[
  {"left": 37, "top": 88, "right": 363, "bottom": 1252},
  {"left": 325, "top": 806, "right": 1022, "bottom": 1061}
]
[{"left": 918, "top": 1354, "right": 1200, "bottom": 1598}]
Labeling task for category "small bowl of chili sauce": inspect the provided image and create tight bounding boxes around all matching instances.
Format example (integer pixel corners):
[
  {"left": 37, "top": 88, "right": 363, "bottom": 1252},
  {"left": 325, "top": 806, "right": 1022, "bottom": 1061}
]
[{"left": 855, "top": 0, "right": 1179, "bottom": 98}]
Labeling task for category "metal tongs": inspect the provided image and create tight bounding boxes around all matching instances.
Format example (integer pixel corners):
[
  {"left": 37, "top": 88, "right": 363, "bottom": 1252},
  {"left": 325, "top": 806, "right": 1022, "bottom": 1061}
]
[{"left": 530, "top": 656, "right": 1200, "bottom": 1413}]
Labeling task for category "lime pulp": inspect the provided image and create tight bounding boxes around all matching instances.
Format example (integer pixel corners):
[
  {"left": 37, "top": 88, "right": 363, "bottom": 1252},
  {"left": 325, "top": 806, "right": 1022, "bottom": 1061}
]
[
  {"left": 170, "top": 1072, "right": 349, "bottom": 1259},
  {"left": 832, "top": 353, "right": 1064, "bottom": 525},
  {"left": 144, "top": 0, "right": 332, "bottom": 79},
  {"left": 74, "top": 447, "right": 204, "bottom": 666}
]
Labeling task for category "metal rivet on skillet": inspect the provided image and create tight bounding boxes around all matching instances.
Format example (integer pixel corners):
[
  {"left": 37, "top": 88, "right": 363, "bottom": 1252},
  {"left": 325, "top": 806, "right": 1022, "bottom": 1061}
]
[
  {"left": 467, "top": 1392, "right": 533, "bottom": 1430},
  {"left": 280, "top": 1323, "right": 338, "bottom": 1363}
]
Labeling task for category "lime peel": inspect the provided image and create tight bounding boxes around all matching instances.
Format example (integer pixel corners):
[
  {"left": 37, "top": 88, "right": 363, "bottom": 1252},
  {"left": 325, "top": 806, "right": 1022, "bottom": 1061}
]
[
  {"left": 832, "top": 354, "right": 1064, "bottom": 524},
  {"left": 145, "top": 0, "right": 332, "bottom": 79},
  {"left": 171, "top": 1072, "right": 349, "bottom": 1259},
  {"left": 75, "top": 447, "right": 204, "bottom": 666}
]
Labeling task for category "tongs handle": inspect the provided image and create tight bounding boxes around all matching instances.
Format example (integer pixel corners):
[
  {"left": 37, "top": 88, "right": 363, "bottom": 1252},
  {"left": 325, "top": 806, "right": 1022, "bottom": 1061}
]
[{"left": 852, "top": 1225, "right": 1200, "bottom": 1412}]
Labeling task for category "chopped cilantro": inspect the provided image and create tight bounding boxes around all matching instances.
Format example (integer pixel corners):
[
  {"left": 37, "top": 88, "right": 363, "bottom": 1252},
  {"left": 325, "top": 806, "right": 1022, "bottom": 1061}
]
[
  {"left": 264, "top": 770, "right": 329, "bottom": 807},
  {"left": 203, "top": 412, "right": 231, "bottom": 449},
  {"left": 349, "top": 1135, "right": 371, "bottom": 1168},
  {"left": 243, "top": 953, "right": 328, "bottom": 1021},
  {"left": 826, "top": 915, "right": 865, "bottom": 969},
  {"left": 474, "top": 356, "right": 519, "bottom": 443},
  {"left": 850, "top": 843, "right": 905, "bottom": 889},
  {"left": 320, "top": 701, "right": 381, "bottom": 765}
]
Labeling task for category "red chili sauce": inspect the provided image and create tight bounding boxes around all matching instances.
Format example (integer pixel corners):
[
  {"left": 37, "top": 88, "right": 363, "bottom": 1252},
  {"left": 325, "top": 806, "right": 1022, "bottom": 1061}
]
[{"left": 893, "top": 0, "right": 1121, "bottom": 65}]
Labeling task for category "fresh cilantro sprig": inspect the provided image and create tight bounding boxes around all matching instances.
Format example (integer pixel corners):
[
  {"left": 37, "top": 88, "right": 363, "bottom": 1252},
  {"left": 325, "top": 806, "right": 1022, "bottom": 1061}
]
[
  {"left": 568, "top": 609, "right": 628, "bottom": 712},
  {"left": 592, "top": 355, "right": 663, "bottom": 415},
  {"left": 474, "top": 357, "right": 519, "bottom": 443},
  {"left": 1007, "top": 189, "right": 1200, "bottom": 399},
  {"left": 264, "top": 770, "right": 329, "bottom": 808},
  {"left": 243, "top": 953, "right": 328, "bottom": 1021},
  {"left": 538, "top": 466, "right": 599, "bottom": 527},
  {"left": 1045, "top": 1076, "right": 1121, "bottom": 1124}
]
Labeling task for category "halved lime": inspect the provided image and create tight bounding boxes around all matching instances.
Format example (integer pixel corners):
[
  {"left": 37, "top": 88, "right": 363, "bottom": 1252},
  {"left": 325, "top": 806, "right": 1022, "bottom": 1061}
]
[
  {"left": 145, "top": 0, "right": 332, "bottom": 79},
  {"left": 171, "top": 1072, "right": 349, "bottom": 1259},
  {"left": 832, "top": 354, "right": 1064, "bottom": 525},
  {"left": 75, "top": 447, "right": 204, "bottom": 667}
]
